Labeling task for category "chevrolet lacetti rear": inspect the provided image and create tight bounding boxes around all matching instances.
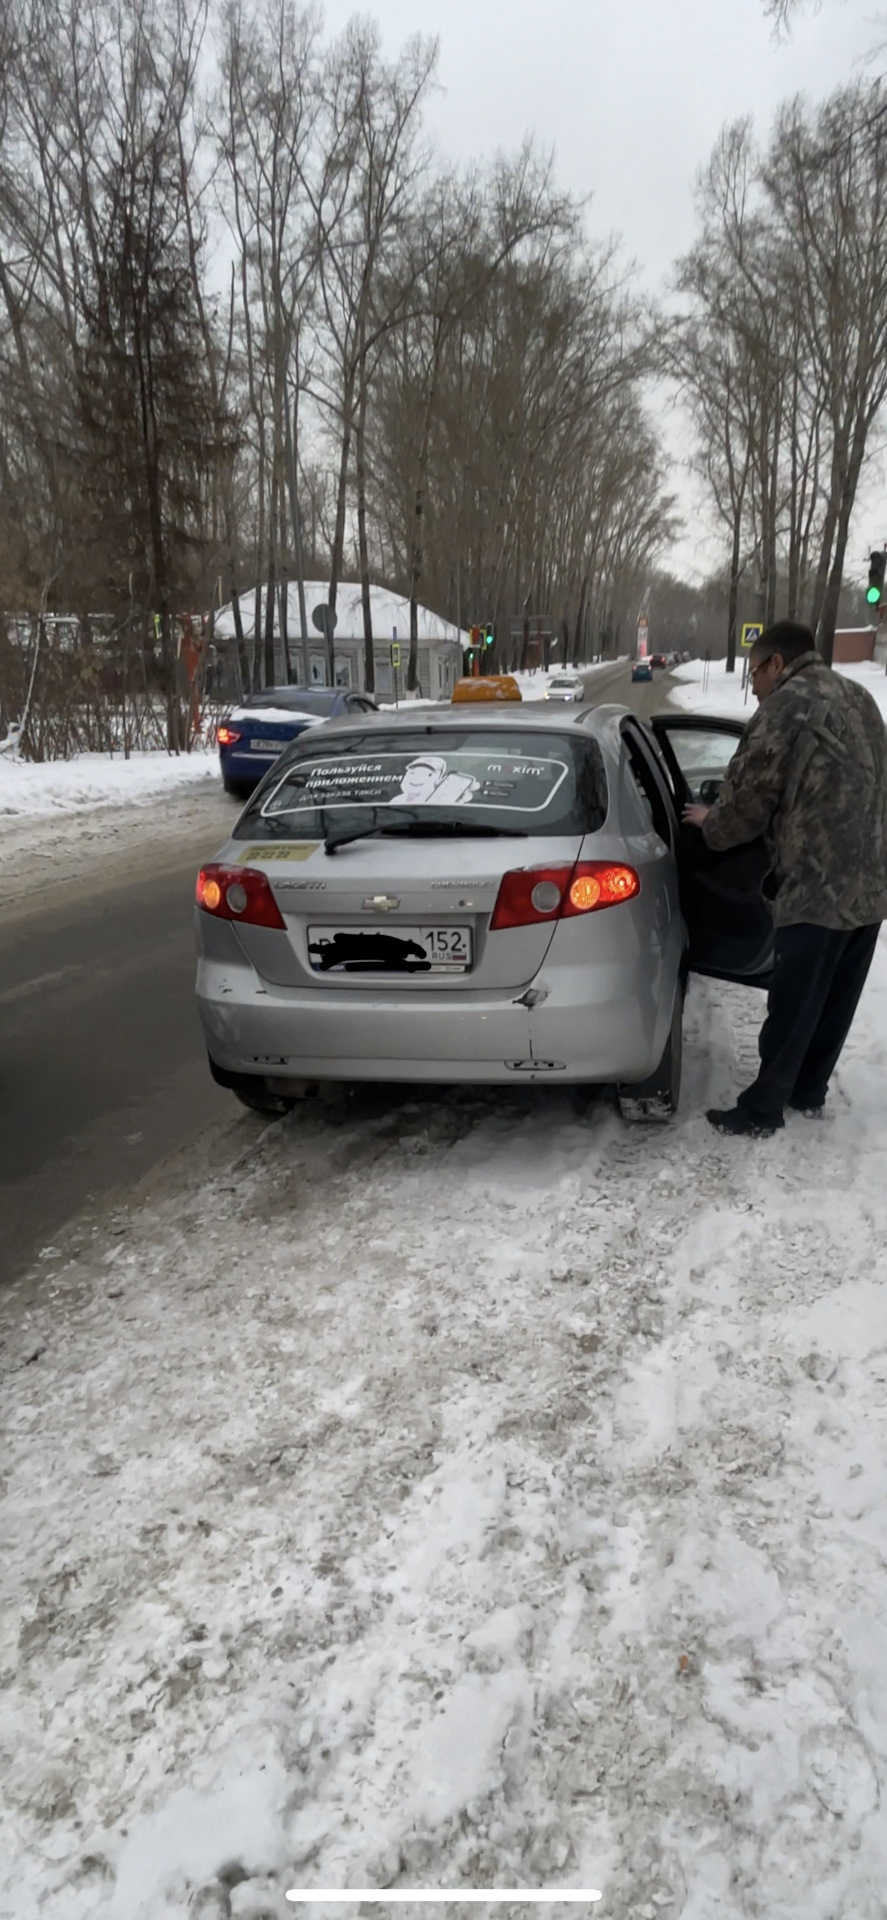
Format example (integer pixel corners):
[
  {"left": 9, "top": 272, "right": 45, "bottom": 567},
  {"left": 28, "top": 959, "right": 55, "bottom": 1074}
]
[{"left": 194, "top": 706, "right": 685, "bottom": 1108}]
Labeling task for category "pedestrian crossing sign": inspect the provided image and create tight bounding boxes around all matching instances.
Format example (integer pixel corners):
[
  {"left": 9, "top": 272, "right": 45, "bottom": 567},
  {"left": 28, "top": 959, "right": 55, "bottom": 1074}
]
[{"left": 740, "top": 623, "right": 763, "bottom": 650}]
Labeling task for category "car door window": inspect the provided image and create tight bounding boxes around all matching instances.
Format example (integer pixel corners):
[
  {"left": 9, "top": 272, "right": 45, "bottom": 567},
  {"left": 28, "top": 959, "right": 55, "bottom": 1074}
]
[
  {"left": 621, "top": 723, "right": 677, "bottom": 846},
  {"left": 653, "top": 724, "right": 741, "bottom": 804}
]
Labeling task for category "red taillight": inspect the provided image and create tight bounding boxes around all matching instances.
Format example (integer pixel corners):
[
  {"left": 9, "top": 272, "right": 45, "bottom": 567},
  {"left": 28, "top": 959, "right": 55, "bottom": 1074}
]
[
  {"left": 217, "top": 725, "right": 242, "bottom": 746},
  {"left": 195, "top": 863, "right": 286, "bottom": 930},
  {"left": 490, "top": 860, "right": 640, "bottom": 931}
]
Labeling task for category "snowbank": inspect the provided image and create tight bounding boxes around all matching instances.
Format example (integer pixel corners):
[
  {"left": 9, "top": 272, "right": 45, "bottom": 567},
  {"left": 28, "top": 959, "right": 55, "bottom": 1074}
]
[
  {"left": 5, "top": 940, "right": 887, "bottom": 1917},
  {"left": 0, "top": 746, "right": 220, "bottom": 818},
  {"left": 670, "top": 654, "right": 887, "bottom": 722}
]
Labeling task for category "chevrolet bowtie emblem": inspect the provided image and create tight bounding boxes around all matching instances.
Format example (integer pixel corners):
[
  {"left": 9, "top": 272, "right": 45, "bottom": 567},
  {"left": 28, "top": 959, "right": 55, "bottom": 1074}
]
[{"left": 363, "top": 894, "right": 400, "bottom": 911}]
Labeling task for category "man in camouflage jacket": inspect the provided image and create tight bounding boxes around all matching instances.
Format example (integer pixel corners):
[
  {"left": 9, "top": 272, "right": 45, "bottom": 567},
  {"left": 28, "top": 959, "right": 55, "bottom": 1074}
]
[{"left": 683, "top": 620, "right": 887, "bottom": 1136}]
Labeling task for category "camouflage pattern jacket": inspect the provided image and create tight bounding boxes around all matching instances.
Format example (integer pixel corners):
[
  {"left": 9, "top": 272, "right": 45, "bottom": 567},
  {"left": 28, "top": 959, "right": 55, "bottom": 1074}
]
[{"left": 702, "top": 651, "right": 887, "bottom": 929}]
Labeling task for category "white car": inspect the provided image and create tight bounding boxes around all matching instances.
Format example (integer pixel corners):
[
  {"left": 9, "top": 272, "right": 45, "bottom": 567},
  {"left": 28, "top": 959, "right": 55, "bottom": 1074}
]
[{"left": 543, "top": 673, "right": 585, "bottom": 704}]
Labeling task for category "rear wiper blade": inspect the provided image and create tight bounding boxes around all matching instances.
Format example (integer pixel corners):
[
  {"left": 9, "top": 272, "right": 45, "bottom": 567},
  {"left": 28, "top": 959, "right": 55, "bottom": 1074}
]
[{"left": 324, "top": 818, "right": 528, "bottom": 854}]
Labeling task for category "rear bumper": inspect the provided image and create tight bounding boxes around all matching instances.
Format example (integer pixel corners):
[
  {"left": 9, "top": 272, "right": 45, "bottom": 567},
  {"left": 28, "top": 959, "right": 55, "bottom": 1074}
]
[
  {"left": 220, "top": 747, "right": 281, "bottom": 785},
  {"left": 195, "top": 949, "right": 673, "bottom": 1087}
]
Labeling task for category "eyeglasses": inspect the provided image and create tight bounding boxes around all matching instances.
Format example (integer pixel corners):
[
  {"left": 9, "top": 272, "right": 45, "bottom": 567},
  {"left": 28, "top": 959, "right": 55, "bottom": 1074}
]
[{"left": 749, "top": 657, "right": 774, "bottom": 680}]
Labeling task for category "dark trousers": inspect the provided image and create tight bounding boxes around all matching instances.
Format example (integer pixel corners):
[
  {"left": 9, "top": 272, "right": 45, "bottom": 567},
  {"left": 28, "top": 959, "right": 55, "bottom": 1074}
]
[{"left": 737, "top": 921, "right": 881, "bottom": 1123}]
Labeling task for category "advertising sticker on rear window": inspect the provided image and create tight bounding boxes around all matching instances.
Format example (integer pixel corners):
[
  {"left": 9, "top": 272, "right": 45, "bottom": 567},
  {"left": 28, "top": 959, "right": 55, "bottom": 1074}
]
[{"left": 262, "top": 750, "right": 569, "bottom": 818}]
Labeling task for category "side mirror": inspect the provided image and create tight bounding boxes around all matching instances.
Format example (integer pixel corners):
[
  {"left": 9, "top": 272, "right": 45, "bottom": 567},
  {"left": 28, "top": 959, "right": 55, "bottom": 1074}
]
[{"left": 699, "top": 778, "right": 722, "bottom": 805}]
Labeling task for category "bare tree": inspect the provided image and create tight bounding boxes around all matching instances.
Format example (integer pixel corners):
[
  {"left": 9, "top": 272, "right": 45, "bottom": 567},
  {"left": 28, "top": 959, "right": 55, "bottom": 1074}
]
[
  {"left": 301, "top": 19, "right": 436, "bottom": 688},
  {"left": 765, "top": 83, "right": 887, "bottom": 659}
]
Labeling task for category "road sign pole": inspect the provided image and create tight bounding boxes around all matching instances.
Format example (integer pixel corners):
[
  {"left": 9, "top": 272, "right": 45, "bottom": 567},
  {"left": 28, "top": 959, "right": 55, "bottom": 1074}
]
[{"left": 391, "top": 628, "right": 400, "bottom": 707}]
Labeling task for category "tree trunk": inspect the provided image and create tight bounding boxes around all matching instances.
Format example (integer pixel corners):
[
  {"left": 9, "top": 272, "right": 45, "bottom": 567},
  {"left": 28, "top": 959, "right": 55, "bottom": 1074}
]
[
  {"left": 328, "top": 365, "right": 356, "bottom": 617},
  {"left": 809, "top": 479, "right": 840, "bottom": 640},
  {"left": 254, "top": 435, "right": 266, "bottom": 688},
  {"left": 278, "top": 571, "right": 291, "bottom": 682},
  {"left": 407, "top": 392, "right": 435, "bottom": 692},
  {"left": 726, "top": 506, "right": 742, "bottom": 673},
  {"left": 285, "top": 392, "right": 310, "bottom": 686},
  {"left": 264, "top": 466, "right": 277, "bottom": 685},
  {"left": 817, "top": 427, "right": 868, "bottom": 667},
  {"left": 355, "top": 341, "right": 374, "bottom": 693},
  {"left": 229, "top": 566, "right": 250, "bottom": 697}
]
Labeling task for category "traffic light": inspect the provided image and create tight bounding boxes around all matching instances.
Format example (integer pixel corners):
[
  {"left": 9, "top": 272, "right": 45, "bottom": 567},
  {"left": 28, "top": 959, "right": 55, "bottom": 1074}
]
[
  {"left": 484, "top": 624, "right": 494, "bottom": 646},
  {"left": 867, "top": 551, "right": 886, "bottom": 605},
  {"left": 467, "top": 625, "right": 480, "bottom": 651}
]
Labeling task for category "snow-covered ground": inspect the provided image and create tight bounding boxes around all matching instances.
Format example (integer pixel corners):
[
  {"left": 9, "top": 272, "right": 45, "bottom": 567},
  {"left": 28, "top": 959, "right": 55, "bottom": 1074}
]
[
  {"left": 0, "top": 744, "right": 219, "bottom": 817},
  {"left": 1, "top": 773, "right": 234, "bottom": 914},
  {"left": 5, "top": 941, "right": 887, "bottom": 1919},
  {"left": 5, "top": 650, "right": 887, "bottom": 1919},
  {"left": 670, "top": 655, "right": 887, "bottom": 723}
]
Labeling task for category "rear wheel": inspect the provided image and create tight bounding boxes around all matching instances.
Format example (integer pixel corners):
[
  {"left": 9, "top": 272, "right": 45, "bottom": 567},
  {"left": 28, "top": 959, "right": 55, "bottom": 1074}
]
[
  {"left": 208, "top": 1055, "right": 297, "bottom": 1117},
  {"left": 223, "top": 777, "right": 251, "bottom": 800},
  {"left": 617, "top": 983, "right": 684, "bottom": 1123},
  {"left": 232, "top": 1086, "right": 296, "bottom": 1117}
]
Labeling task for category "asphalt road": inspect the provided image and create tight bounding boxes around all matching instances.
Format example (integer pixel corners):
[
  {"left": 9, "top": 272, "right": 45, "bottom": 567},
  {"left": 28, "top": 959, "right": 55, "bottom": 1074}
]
[{"left": 0, "top": 660, "right": 673, "bottom": 1287}]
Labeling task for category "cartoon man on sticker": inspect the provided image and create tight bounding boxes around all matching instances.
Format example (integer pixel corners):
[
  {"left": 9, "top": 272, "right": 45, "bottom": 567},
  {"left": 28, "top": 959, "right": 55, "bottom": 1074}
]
[{"left": 394, "top": 754, "right": 479, "bottom": 806}]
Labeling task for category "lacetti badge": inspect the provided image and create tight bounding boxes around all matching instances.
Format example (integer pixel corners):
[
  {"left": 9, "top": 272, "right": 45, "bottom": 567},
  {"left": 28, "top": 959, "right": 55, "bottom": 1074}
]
[{"left": 363, "top": 894, "right": 400, "bottom": 911}]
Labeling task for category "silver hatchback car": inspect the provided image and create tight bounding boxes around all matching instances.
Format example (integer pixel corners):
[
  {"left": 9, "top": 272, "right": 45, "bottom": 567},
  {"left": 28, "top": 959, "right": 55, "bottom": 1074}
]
[{"left": 195, "top": 705, "right": 773, "bottom": 1120}]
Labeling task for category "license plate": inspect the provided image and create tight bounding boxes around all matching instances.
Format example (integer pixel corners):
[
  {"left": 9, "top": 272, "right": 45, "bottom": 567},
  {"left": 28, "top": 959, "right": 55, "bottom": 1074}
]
[
  {"left": 250, "top": 738, "right": 285, "bottom": 752},
  {"left": 307, "top": 923, "right": 472, "bottom": 973}
]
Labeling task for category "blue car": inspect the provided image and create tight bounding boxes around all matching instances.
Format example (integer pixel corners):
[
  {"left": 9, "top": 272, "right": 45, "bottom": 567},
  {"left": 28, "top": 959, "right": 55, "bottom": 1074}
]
[
  {"left": 217, "top": 686, "right": 380, "bottom": 797},
  {"left": 631, "top": 660, "right": 653, "bottom": 683}
]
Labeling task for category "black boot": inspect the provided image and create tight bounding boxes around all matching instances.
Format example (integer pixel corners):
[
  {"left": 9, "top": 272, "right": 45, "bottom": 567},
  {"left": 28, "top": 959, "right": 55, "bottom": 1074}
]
[{"left": 706, "top": 1106, "right": 784, "bottom": 1138}]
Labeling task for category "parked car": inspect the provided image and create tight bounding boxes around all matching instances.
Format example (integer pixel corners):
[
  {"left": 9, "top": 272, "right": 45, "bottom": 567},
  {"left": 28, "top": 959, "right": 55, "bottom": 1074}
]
[
  {"left": 631, "top": 660, "right": 653, "bottom": 682},
  {"left": 544, "top": 673, "right": 585, "bottom": 704},
  {"left": 217, "top": 686, "right": 380, "bottom": 797},
  {"left": 195, "top": 704, "right": 770, "bottom": 1122}
]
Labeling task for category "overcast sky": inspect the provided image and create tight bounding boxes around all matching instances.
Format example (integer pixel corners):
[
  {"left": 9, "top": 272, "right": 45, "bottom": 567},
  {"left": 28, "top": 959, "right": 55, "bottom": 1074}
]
[
  {"left": 321, "top": 0, "right": 873, "bottom": 288},
  {"left": 319, "top": 0, "right": 881, "bottom": 585}
]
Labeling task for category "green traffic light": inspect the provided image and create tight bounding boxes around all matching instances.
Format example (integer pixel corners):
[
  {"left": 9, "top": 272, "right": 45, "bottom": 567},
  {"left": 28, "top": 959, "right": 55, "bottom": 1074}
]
[{"left": 867, "top": 585, "right": 882, "bottom": 604}]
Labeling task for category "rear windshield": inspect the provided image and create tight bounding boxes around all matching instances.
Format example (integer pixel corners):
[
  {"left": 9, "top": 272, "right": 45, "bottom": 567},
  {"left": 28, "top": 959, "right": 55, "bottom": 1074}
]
[
  {"left": 241, "top": 688, "right": 337, "bottom": 713},
  {"left": 233, "top": 727, "right": 608, "bottom": 840}
]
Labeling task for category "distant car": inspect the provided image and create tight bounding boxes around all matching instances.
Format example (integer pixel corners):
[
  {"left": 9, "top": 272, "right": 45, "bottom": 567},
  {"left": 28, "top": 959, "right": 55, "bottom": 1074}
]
[
  {"left": 194, "top": 704, "right": 772, "bottom": 1124},
  {"left": 544, "top": 673, "right": 585, "bottom": 704},
  {"left": 650, "top": 653, "right": 668, "bottom": 670},
  {"left": 631, "top": 660, "right": 653, "bottom": 682},
  {"left": 217, "top": 686, "right": 379, "bottom": 797}
]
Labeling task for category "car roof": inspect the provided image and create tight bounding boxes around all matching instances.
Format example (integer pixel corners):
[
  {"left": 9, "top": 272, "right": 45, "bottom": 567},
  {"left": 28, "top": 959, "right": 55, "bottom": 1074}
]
[
  {"left": 284, "top": 699, "right": 633, "bottom": 749},
  {"left": 243, "top": 685, "right": 339, "bottom": 705}
]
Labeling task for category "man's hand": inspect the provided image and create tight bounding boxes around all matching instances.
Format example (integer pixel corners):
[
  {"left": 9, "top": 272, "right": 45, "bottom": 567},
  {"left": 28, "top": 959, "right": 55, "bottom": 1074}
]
[{"left": 682, "top": 802, "right": 710, "bottom": 828}]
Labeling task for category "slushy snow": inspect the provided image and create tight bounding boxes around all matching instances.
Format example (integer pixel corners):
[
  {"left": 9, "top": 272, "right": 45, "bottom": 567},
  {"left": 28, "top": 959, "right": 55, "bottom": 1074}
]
[
  {"left": 4, "top": 656, "right": 887, "bottom": 1919},
  {"left": 4, "top": 948, "right": 887, "bottom": 1919}
]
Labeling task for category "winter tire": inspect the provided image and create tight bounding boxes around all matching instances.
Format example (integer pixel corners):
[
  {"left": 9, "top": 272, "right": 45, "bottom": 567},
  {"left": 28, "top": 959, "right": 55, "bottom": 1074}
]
[{"left": 231, "top": 1084, "right": 296, "bottom": 1118}]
